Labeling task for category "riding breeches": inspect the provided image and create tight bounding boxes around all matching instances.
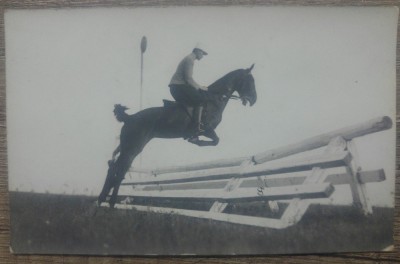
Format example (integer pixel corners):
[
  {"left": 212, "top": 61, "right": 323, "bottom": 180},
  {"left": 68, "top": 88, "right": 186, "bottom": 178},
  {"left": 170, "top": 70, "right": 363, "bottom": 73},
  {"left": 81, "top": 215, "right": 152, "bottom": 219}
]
[{"left": 169, "top": 84, "right": 207, "bottom": 107}]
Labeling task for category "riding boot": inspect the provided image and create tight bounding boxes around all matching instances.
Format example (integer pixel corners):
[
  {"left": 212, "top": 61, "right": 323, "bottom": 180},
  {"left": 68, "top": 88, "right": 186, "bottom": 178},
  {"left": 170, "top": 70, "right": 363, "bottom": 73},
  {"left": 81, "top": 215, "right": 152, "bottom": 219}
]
[{"left": 192, "top": 106, "right": 204, "bottom": 134}]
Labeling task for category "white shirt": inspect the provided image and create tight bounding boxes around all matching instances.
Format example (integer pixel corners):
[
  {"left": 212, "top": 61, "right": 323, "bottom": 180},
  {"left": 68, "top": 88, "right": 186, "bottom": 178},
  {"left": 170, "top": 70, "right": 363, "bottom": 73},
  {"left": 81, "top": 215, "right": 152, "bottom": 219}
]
[{"left": 169, "top": 53, "right": 202, "bottom": 89}]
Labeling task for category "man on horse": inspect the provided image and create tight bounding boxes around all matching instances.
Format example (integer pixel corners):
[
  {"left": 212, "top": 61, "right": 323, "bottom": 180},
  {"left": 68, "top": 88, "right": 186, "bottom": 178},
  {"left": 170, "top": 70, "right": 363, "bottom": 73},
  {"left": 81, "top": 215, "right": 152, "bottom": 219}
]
[
  {"left": 100, "top": 63, "right": 257, "bottom": 208},
  {"left": 169, "top": 44, "right": 209, "bottom": 136}
]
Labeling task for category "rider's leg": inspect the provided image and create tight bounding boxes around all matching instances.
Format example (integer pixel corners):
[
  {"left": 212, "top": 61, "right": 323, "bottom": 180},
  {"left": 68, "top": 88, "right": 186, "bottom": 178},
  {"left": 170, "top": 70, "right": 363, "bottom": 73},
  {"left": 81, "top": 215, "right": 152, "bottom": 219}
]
[
  {"left": 193, "top": 105, "right": 204, "bottom": 132},
  {"left": 169, "top": 84, "right": 205, "bottom": 135},
  {"left": 169, "top": 85, "right": 186, "bottom": 103},
  {"left": 186, "top": 87, "right": 207, "bottom": 134}
]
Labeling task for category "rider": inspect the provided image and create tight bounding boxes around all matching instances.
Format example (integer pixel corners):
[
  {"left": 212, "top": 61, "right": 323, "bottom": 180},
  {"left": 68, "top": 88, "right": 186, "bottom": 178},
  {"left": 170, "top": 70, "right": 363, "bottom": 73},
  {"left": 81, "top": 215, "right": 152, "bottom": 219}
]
[{"left": 169, "top": 44, "right": 209, "bottom": 135}]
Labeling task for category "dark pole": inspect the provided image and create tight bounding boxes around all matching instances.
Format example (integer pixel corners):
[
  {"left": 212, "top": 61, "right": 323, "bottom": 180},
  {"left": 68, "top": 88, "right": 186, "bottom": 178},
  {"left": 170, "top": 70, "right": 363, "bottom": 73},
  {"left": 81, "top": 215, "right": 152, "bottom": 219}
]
[
  {"left": 140, "top": 36, "right": 147, "bottom": 109},
  {"left": 138, "top": 36, "right": 147, "bottom": 168}
]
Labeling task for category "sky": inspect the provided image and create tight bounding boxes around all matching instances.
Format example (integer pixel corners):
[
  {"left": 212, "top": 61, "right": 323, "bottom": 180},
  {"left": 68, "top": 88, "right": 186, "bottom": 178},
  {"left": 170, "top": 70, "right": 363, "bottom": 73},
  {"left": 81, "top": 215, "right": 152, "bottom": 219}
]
[{"left": 5, "top": 6, "right": 397, "bottom": 206}]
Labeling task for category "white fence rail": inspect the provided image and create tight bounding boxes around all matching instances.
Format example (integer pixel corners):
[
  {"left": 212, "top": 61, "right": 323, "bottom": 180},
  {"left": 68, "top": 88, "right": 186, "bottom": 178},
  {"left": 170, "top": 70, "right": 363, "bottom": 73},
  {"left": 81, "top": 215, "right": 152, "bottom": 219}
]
[{"left": 106, "top": 116, "right": 392, "bottom": 229}]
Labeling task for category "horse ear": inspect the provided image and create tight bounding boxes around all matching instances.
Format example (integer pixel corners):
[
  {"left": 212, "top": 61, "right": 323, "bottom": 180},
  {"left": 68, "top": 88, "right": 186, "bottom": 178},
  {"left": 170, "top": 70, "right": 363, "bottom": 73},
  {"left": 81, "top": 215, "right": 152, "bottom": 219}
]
[{"left": 246, "top": 64, "right": 255, "bottom": 73}]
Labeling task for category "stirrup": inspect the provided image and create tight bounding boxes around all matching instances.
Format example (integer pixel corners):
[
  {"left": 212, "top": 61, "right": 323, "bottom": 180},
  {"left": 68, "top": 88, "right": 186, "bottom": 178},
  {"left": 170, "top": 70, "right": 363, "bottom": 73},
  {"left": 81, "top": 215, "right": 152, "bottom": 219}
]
[
  {"left": 183, "top": 122, "right": 205, "bottom": 140},
  {"left": 195, "top": 122, "right": 205, "bottom": 134},
  {"left": 190, "top": 122, "right": 205, "bottom": 134}
]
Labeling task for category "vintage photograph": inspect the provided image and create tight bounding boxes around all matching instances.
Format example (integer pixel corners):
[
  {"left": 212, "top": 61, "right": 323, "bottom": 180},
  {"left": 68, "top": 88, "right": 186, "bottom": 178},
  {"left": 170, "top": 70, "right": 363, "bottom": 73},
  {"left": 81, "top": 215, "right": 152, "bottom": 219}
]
[{"left": 5, "top": 6, "right": 397, "bottom": 255}]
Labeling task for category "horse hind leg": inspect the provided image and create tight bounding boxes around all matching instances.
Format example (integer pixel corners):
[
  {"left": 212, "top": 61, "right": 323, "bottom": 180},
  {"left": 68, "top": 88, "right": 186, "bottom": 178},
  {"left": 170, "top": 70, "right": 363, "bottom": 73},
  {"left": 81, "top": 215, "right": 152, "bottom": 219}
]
[
  {"left": 97, "top": 160, "right": 117, "bottom": 205},
  {"left": 108, "top": 151, "right": 138, "bottom": 208},
  {"left": 107, "top": 119, "right": 154, "bottom": 208},
  {"left": 97, "top": 144, "right": 121, "bottom": 206}
]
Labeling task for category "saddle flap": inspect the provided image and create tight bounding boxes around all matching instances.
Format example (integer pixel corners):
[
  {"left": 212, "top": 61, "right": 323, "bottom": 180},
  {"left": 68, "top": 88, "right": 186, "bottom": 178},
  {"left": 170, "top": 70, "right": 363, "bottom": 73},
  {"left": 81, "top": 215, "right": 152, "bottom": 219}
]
[
  {"left": 163, "top": 99, "right": 176, "bottom": 107},
  {"left": 163, "top": 99, "right": 195, "bottom": 119},
  {"left": 163, "top": 99, "right": 193, "bottom": 110}
]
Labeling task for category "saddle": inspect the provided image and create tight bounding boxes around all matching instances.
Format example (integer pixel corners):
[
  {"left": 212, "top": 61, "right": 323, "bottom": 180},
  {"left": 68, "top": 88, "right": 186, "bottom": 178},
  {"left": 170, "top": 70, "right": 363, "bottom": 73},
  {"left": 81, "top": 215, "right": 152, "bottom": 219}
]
[
  {"left": 163, "top": 100, "right": 196, "bottom": 118},
  {"left": 163, "top": 99, "right": 180, "bottom": 109},
  {"left": 163, "top": 100, "right": 208, "bottom": 137}
]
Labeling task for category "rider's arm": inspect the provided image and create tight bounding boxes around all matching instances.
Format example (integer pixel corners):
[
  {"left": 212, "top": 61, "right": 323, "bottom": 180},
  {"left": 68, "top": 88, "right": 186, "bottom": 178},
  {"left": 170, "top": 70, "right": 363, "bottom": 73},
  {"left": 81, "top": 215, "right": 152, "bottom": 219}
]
[{"left": 183, "top": 58, "right": 202, "bottom": 90}]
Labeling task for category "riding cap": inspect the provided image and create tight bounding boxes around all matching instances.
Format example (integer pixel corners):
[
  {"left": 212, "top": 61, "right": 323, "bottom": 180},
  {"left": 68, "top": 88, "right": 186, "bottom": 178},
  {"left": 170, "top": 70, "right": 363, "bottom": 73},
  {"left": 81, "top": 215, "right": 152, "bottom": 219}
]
[{"left": 194, "top": 43, "right": 208, "bottom": 55}]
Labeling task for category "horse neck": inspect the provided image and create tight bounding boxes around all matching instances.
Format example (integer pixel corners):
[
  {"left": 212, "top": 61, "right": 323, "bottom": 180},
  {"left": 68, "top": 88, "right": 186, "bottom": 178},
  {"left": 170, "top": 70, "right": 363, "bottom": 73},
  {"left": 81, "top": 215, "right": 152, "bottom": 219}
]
[{"left": 207, "top": 71, "right": 240, "bottom": 109}]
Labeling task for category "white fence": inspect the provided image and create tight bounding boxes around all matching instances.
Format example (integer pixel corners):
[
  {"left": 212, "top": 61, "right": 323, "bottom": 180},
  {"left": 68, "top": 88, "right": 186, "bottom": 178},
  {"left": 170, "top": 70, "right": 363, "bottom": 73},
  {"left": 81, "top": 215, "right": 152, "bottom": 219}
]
[{"left": 106, "top": 116, "right": 391, "bottom": 229}]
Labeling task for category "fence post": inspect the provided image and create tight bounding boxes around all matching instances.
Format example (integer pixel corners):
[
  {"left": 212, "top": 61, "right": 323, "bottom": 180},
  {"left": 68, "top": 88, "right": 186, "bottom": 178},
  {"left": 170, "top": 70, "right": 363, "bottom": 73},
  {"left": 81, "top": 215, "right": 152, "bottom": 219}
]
[
  {"left": 345, "top": 140, "right": 373, "bottom": 215},
  {"left": 209, "top": 159, "right": 253, "bottom": 213},
  {"left": 281, "top": 136, "right": 346, "bottom": 225}
]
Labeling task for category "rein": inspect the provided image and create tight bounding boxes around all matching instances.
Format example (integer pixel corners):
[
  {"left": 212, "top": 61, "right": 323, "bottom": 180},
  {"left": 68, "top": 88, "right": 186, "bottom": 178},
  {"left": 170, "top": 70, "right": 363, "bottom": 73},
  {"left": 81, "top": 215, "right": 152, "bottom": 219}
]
[
  {"left": 217, "top": 93, "right": 241, "bottom": 102},
  {"left": 229, "top": 94, "right": 241, "bottom": 100}
]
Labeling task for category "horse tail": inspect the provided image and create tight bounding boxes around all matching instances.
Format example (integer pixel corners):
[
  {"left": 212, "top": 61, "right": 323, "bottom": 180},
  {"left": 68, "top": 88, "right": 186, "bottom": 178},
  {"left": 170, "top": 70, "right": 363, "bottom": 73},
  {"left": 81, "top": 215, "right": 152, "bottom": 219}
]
[{"left": 114, "top": 104, "right": 129, "bottom": 122}]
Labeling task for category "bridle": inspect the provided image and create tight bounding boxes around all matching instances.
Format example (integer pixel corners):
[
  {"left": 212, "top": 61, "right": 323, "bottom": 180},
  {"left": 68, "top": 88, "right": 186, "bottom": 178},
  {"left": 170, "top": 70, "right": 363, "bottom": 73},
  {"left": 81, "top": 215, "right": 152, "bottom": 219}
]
[
  {"left": 223, "top": 74, "right": 251, "bottom": 102},
  {"left": 227, "top": 94, "right": 241, "bottom": 100},
  {"left": 218, "top": 91, "right": 240, "bottom": 102},
  {"left": 208, "top": 71, "right": 253, "bottom": 105}
]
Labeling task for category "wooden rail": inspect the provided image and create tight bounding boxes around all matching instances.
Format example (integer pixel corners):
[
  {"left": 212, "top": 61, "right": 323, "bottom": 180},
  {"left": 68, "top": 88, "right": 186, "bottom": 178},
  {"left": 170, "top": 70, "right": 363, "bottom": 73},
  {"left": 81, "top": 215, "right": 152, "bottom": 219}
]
[
  {"left": 124, "top": 150, "right": 350, "bottom": 185},
  {"left": 120, "top": 183, "right": 334, "bottom": 202},
  {"left": 129, "top": 116, "right": 392, "bottom": 176}
]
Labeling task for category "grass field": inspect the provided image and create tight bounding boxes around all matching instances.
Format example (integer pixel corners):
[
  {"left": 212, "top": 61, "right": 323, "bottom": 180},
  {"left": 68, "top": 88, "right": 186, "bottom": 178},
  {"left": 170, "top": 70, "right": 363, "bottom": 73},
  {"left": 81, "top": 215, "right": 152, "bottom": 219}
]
[{"left": 8, "top": 191, "right": 394, "bottom": 255}]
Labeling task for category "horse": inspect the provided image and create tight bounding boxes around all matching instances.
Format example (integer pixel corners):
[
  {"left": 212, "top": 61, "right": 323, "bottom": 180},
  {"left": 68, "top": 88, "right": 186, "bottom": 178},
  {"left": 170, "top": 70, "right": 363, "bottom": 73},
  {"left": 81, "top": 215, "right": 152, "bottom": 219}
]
[{"left": 98, "top": 64, "right": 257, "bottom": 208}]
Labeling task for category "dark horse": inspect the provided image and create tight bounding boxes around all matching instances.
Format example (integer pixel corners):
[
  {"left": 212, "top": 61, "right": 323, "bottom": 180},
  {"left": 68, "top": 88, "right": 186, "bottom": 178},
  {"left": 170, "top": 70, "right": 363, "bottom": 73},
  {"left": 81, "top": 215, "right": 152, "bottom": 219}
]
[{"left": 98, "top": 65, "right": 257, "bottom": 207}]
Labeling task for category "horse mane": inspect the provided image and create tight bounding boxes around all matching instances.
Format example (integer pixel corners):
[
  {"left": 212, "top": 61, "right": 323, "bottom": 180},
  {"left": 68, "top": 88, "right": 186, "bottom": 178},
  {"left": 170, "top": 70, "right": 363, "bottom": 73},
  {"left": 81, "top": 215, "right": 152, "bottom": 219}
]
[{"left": 207, "top": 69, "right": 244, "bottom": 93}]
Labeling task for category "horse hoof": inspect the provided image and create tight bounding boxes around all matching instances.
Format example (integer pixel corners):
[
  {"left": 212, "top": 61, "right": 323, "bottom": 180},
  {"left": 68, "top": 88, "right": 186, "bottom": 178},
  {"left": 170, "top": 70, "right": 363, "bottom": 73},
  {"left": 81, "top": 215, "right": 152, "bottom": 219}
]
[{"left": 188, "top": 136, "right": 199, "bottom": 143}]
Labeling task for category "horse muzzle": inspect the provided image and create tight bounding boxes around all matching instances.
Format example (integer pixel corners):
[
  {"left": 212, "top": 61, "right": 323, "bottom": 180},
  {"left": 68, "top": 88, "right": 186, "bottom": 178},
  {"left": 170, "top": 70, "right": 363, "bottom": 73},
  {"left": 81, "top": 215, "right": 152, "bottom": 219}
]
[{"left": 241, "top": 96, "right": 256, "bottom": 106}]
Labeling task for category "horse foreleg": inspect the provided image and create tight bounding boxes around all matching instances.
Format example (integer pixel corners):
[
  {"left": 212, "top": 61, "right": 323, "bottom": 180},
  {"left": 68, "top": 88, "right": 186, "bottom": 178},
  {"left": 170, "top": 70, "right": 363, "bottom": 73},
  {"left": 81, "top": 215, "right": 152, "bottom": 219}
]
[
  {"left": 204, "top": 129, "right": 220, "bottom": 145},
  {"left": 188, "top": 129, "right": 220, "bottom": 147}
]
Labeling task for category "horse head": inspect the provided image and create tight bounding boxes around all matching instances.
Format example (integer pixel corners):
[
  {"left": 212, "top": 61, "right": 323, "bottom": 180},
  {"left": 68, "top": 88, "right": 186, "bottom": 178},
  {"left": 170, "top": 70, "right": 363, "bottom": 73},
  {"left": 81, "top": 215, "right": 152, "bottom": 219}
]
[{"left": 234, "top": 64, "right": 257, "bottom": 106}]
